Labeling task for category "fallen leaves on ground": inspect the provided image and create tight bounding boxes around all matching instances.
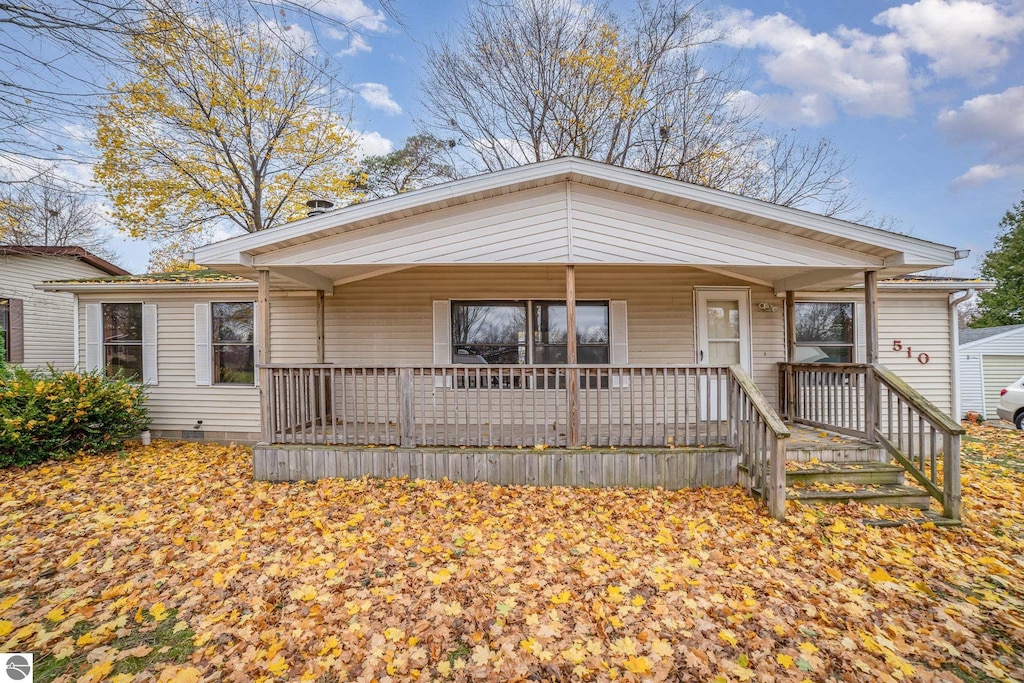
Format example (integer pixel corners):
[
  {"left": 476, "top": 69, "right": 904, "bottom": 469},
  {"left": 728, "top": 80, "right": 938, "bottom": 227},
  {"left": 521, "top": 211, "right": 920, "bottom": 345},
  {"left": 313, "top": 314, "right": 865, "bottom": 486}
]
[{"left": 0, "top": 425, "right": 1022, "bottom": 681}]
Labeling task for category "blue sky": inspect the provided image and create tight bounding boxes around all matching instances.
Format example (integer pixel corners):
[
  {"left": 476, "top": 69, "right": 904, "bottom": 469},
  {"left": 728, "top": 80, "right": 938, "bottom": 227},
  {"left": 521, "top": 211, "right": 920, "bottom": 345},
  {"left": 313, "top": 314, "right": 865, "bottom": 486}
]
[{"left": 110, "top": 1, "right": 1024, "bottom": 273}]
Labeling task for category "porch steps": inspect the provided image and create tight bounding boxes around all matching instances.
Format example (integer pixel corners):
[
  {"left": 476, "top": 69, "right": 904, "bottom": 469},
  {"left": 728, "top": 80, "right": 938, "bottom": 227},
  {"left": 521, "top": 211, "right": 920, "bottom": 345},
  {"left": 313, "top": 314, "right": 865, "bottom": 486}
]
[
  {"left": 787, "top": 481, "right": 932, "bottom": 509},
  {"left": 862, "top": 511, "right": 963, "bottom": 528}
]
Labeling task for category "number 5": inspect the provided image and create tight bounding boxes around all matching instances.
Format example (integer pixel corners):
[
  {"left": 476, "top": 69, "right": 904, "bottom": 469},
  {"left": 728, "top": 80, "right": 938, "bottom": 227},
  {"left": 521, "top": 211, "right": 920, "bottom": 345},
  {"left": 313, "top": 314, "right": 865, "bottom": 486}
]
[{"left": 892, "top": 340, "right": 902, "bottom": 351}]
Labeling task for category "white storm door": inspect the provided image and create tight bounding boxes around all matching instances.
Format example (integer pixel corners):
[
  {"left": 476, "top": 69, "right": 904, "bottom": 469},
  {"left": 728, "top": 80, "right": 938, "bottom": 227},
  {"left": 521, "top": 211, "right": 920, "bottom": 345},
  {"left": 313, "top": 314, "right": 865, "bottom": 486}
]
[{"left": 695, "top": 289, "right": 752, "bottom": 420}]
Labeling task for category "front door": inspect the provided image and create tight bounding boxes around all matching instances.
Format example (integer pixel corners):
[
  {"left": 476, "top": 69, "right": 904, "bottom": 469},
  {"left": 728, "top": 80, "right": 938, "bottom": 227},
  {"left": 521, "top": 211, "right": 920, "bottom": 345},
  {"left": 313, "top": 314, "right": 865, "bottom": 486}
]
[{"left": 695, "top": 288, "right": 752, "bottom": 419}]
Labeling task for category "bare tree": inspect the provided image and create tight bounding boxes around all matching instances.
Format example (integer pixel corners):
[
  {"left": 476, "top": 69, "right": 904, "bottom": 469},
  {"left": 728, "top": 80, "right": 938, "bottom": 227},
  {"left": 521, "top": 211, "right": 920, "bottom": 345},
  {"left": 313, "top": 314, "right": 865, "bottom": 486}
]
[
  {"left": 421, "top": 0, "right": 857, "bottom": 216},
  {"left": 0, "top": 172, "right": 118, "bottom": 262}
]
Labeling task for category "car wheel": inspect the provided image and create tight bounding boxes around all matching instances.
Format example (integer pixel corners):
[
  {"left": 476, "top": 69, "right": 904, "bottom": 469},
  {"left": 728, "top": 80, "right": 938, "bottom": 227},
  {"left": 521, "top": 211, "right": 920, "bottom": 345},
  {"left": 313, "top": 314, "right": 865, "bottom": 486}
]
[{"left": 1017, "top": 412, "right": 1024, "bottom": 430}]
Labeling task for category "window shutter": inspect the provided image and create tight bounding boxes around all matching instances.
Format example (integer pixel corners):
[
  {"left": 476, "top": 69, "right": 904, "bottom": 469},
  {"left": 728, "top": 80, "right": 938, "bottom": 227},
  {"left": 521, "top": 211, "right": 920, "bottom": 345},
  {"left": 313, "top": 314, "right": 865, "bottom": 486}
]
[
  {"left": 610, "top": 300, "right": 628, "bottom": 364},
  {"left": 7, "top": 298, "right": 23, "bottom": 364},
  {"left": 194, "top": 303, "right": 211, "bottom": 386},
  {"left": 85, "top": 303, "right": 102, "bottom": 372},
  {"left": 142, "top": 303, "right": 158, "bottom": 385},
  {"left": 432, "top": 300, "right": 451, "bottom": 364},
  {"left": 854, "top": 302, "right": 866, "bottom": 363}
]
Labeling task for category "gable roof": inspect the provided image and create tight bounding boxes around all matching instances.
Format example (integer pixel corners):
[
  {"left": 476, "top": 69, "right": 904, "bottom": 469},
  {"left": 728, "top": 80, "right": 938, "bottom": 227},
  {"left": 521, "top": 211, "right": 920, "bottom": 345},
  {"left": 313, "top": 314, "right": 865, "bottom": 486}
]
[
  {"left": 190, "top": 157, "right": 962, "bottom": 293},
  {"left": 0, "top": 245, "right": 128, "bottom": 276},
  {"left": 960, "top": 324, "right": 1024, "bottom": 347},
  {"left": 36, "top": 269, "right": 255, "bottom": 293}
]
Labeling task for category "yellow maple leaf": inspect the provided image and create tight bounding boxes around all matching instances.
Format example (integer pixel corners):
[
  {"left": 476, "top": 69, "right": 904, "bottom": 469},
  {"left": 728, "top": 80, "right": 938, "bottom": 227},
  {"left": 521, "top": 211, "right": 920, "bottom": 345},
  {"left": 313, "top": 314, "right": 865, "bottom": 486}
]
[
  {"left": 46, "top": 607, "right": 65, "bottom": 622},
  {"left": 551, "top": 590, "right": 572, "bottom": 605},
  {"left": 798, "top": 641, "right": 819, "bottom": 655},
  {"left": 0, "top": 596, "right": 17, "bottom": 613},
  {"left": 80, "top": 660, "right": 114, "bottom": 683},
  {"left": 623, "top": 656, "right": 653, "bottom": 674},
  {"left": 829, "top": 519, "right": 849, "bottom": 533},
  {"left": 109, "top": 675, "right": 135, "bottom": 683},
  {"left": 868, "top": 568, "right": 895, "bottom": 583},
  {"left": 719, "top": 629, "right": 738, "bottom": 647},
  {"left": 778, "top": 653, "right": 794, "bottom": 668},
  {"left": 384, "top": 626, "right": 405, "bottom": 642},
  {"left": 651, "top": 638, "right": 673, "bottom": 657},
  {"left": 150, "top": 602, "right": 169, "bottom": 621},
  {"left": 267, "top": 655, "right": 288, "bottom": 676},
  {"left": 292, "top": 586, "right": 317, "bottom": 602},
  {"left": 162, "top": 668, "right": 201, "bottom": 683},
  {"left": 0, "top": 620, "right": 12, "bottom": 637}
]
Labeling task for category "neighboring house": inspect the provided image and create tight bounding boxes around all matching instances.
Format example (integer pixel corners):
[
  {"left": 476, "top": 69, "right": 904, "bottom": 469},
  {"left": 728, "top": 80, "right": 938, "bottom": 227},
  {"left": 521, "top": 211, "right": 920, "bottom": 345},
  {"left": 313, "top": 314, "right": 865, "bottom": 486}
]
[
  {"left": 959, "top": 324, "right": 1024, "bottom": 419},
  {"left": 42, "top": 158, "right": 975, "bottom": 519},
  {"left": 1, "top": 245, "right": 127, "bottom": 369}
]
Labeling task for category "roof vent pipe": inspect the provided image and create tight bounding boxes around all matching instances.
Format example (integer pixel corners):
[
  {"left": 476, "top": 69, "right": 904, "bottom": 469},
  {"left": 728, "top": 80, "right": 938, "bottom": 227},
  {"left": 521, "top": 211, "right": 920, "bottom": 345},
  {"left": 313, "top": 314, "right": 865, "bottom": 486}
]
[{"left": 306, "top": 199, "right": 334, "bottom": 217}]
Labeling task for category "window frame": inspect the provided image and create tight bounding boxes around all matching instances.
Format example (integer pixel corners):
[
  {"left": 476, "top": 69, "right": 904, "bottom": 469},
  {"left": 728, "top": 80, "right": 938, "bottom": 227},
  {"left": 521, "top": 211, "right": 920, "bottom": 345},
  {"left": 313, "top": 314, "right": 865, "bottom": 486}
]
[
  {"left": 793, "top": 300, "right": 856, "bottom": 364},
  {"left": 101, "top": 302, "right": 144, "bottom": 381},
  {"left": 450, "top": 299, "right": 611, "bottom": 365},
  {"left": 210, "top": 301, "right": 256, "bottom": 386}
]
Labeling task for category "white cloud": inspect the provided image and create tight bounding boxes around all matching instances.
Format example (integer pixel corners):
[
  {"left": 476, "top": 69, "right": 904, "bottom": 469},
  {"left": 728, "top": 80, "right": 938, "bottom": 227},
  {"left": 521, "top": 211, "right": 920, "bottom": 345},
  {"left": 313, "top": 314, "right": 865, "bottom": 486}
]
[
  {"left": 335, "top": 33, "right": 372, "bottom": 57},
  {"left": 950, "top": 163, "right": 1024, "bottom": 187},
  {"left": 294, "top": 0, "right": 387, "bottom": 32},
  {"left": 938, "top": 86, "right": 1024, "bottom": 185},
  {"left": 875, "top": 0, "right": 1024, "bottom": 78},
  {"left": 353, "top": 131, "right": 393, "bottom": 158},
  {"left": 357, "top": 82, "right": 401, "bottom": 114},
  {"left": 720, "top": 10, "right": 912, "bottom": 123}
]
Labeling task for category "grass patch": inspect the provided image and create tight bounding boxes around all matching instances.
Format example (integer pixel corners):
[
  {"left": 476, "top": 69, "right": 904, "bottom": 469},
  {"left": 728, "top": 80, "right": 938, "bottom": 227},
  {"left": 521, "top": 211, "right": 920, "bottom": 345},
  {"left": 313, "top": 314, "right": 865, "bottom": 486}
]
[{"left": 32, "top": 611, "right": 195, "bottom": 683}]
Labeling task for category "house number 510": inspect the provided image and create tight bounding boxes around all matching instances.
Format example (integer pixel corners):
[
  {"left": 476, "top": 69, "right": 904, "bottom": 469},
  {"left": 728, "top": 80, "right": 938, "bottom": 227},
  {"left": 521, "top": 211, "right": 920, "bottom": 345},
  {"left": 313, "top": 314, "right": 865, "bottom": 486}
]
[{"left": 892, "top": 340, "right": 930, "bottom": 364}]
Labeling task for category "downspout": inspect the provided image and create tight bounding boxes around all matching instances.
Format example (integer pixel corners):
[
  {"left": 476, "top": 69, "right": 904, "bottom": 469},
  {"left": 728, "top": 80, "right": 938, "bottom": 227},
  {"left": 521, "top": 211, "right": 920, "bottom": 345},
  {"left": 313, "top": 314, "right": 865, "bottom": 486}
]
[{"left": 949, "top": 289, "right": 975, "bottom": 420}]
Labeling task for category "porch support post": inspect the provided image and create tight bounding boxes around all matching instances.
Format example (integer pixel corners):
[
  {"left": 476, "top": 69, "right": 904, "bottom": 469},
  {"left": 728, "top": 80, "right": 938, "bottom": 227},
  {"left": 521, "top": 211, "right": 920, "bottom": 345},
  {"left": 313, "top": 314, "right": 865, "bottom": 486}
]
[
  {"left": 316, "top": 289, "right": 325, "bottom": 364},
  {"left": 565, "top": 264, "right": 580, "bottom": 448},
  {"left": 257, "top": 269, "right": 272, "bottom": 442},
  {"left": 943, "top": 433, "right": 962, "bottom": 521},
  {"left": 864, "top": 270, "right": 879, "bottom": 364},
  {"left": 784, "top": 291, "right": 796, "bottom": 419},
  {"left": 864, "top": 270, "right": 879, "bottom": 441}
]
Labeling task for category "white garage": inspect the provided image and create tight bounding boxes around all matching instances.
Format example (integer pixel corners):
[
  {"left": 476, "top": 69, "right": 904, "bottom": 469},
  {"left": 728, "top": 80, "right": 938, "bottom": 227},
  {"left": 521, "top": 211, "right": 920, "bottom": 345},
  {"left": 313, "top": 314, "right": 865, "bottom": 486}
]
[{"left": 959, "top": 324, "right": 1024, "bottom": 419}]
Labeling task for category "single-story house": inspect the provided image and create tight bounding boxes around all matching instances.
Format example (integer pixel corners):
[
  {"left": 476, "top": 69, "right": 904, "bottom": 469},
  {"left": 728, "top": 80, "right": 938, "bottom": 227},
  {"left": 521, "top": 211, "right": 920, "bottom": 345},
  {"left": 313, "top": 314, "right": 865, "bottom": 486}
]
[
  {"left": 1, "top": 245, "right": 127, "bottom": 368},
  {"left": 959, "top": 324, "right": 1024, "bottom": 419},
  {"left": 43, "top": 158, "right": 976, "bottom": 519}
]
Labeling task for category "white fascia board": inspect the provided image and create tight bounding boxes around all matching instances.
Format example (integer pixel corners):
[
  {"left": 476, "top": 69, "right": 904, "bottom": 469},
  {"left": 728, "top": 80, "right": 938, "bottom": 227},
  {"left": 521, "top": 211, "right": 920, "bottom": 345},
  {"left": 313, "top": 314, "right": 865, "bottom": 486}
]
[{"left": 37, "top": 281, "right": 258, "bottom": 293}]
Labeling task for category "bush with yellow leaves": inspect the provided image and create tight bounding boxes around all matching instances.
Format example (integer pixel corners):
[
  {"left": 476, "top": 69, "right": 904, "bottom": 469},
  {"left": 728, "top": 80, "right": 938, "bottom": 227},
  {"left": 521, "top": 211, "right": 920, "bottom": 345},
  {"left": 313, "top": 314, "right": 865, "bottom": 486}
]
[{"left": 0, "top": 366, "right": 150, "bottom": 466}]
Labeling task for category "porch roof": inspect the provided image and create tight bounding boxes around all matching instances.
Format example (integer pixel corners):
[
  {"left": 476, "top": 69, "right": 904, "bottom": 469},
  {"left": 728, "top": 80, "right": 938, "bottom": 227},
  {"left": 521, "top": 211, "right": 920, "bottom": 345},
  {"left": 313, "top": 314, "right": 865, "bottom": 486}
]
[{"left": 192, "top": 157, "right": 963, "bottom": 294}]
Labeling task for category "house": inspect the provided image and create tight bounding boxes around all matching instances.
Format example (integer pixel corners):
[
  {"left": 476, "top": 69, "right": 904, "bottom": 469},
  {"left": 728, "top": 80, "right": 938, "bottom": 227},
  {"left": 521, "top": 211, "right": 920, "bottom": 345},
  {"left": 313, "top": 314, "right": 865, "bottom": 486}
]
[
  {"left": 1, "top": 245, "right": 127, "bottom": 368},
  {"left": 959, "top": 324, "right": 1024, "bottom": 419},
  {"left": 42, "top": 158, "right": 975, "bottom": 520}
]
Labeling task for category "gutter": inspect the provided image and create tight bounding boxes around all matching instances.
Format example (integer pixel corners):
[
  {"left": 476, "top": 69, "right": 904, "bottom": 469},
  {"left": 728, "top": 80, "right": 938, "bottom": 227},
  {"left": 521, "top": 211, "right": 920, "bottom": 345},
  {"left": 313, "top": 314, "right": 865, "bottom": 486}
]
[
  {"left": 35, "top": 281, "right": 257, "bottom": 294},
  {"left": 949, "top": 289, "right": 976, "bottom": 420}
]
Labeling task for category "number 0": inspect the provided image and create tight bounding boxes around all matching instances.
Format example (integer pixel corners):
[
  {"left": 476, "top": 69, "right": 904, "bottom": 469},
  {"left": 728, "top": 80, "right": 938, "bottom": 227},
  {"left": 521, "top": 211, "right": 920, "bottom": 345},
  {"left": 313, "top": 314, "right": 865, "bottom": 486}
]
[{"left": 917, "top": 352, "right": 929, "bottom": 364}]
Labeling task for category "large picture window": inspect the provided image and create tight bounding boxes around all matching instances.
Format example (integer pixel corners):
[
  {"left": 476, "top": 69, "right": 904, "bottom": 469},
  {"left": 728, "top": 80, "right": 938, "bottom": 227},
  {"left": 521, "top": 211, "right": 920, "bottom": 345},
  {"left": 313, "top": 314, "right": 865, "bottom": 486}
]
[
  {"left": 451, "top": 300, "right": 609, "bottom": 364},
  {"left": 794, "top": 302, "right": 854, "bottom": 363},
  {"left": 212, "top": 302, "right": 255, "bottom": 384},
  {"left": 0, "top": 299, "right": 8, "bottom": 361},
  {"left": 103, "top": 303, "right": 143, "bottom": 380}
]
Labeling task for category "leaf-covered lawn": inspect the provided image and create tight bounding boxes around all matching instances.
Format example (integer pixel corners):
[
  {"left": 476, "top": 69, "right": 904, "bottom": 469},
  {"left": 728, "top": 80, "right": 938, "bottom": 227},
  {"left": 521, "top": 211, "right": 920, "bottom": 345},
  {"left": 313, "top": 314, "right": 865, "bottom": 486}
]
[{"left": 1, "top": 425, "right": 1022, "bottom": 682}]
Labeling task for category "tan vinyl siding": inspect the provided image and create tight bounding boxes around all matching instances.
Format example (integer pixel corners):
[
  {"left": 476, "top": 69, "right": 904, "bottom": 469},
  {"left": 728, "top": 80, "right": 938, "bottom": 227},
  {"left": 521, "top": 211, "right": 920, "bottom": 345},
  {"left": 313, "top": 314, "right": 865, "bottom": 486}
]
[
  {"left": 0, "top": 254, "right": 112, "bottom": 370},
  {"left": 317, "top": 265, "right": 784, "bottom": 406},
  {"left": 76, "top": 290, "right": 261, "bottom": 435},
  {"left": 982, "top": 356, "right": 1024, "bottom": 417},
  {"left": 798, "top": 291, "right": 954, "bottom": 414}
]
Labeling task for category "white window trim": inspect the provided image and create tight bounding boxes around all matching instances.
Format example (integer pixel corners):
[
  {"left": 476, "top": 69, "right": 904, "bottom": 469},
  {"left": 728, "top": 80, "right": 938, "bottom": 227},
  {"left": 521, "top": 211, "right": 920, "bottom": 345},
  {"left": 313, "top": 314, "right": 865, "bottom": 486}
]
[{"left": 209, "top": 301, "right": 257, "bottom": 387}]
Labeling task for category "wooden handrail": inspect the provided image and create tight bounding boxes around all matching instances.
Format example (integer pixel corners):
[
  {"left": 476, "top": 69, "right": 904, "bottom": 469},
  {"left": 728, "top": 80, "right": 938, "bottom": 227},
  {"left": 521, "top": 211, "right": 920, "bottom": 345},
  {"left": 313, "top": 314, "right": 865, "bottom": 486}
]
[
  {"left": 729, "top": 365, "right": 790, "bottom": 438},
  {"left": 728, "top": 365, "right": 789, "bottom": 520},
  {"left": 871, "top": 364, "right": 965, "bottom": 435}
]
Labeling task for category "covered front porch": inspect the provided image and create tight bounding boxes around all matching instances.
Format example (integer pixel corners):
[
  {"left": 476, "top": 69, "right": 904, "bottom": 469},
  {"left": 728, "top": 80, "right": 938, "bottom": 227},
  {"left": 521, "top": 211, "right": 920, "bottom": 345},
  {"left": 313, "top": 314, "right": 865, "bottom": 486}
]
[{"left": 191, "top": 157, "right": 967, "bottom": 520}]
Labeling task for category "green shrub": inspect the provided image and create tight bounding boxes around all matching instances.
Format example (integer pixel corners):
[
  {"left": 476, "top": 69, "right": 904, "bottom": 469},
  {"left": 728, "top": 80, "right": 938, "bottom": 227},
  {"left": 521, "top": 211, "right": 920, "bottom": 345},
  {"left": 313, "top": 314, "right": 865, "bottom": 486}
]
[{"left": 0, "top": 367, "right": 150, "bottom": 467}]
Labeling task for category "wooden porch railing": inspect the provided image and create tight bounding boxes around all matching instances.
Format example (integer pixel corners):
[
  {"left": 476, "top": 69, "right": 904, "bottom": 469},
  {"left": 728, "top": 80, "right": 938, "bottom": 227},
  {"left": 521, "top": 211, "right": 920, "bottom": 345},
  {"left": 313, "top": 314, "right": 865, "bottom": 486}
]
[
  {"left": 260, "top": 364, "right": 734, "bottom": 449},
  {"left": 779, "top": 362, "right": 963, "bottom": 520},
  {"left": 729, "top": 365, "right": 790, "bottom": 520}
]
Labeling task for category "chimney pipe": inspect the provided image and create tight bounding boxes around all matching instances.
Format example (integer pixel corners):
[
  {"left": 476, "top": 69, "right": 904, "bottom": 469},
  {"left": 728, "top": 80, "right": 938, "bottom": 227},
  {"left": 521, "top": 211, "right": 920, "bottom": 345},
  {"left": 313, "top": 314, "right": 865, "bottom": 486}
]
[{"left": 306, "top": 199, "right": 334, "bottom": 217}]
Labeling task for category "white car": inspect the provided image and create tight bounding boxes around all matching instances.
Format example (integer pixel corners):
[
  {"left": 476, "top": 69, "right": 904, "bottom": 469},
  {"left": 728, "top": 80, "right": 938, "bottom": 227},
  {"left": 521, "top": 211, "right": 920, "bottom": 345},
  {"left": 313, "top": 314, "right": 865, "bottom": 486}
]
[{"left": 997, "top": 375, "right": 1024, "bottom": 429}]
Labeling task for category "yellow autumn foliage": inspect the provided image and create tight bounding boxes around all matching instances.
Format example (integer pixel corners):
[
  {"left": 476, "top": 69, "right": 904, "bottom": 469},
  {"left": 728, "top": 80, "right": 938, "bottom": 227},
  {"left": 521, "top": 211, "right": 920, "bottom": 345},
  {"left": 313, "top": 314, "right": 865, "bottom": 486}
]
[{"left": 0, "top": 425, "right": 1022, "bottom": 679}]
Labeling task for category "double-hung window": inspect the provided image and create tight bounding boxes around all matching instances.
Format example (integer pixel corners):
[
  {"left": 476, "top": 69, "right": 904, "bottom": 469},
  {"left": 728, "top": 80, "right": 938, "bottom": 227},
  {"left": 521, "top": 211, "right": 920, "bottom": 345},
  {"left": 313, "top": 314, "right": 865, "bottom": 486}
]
[
  {"left": 794, "top": 302, "right": 854, "bottom": 363},
  {"left": 211, "top": 302, "right": 255, "bottom": 385},
  {"left": 103, "top": 303, "right": 143, "bottom": 380}
]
